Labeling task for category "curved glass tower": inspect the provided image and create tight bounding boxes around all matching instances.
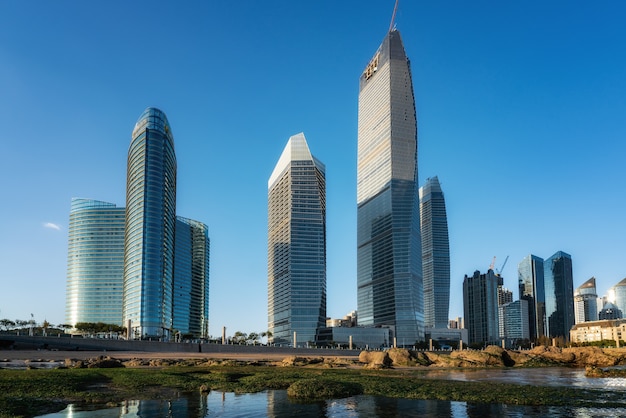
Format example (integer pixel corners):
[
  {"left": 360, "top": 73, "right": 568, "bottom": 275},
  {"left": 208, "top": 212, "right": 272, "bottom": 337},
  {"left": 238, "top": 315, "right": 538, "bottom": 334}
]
[
  {"left": 268, "top": 133, "right": 326, "bottom": 346},
  {"left": 419, "top": 176, "right": 450, "bottom": 329},
  {"left": 357, "top": 30, "right": 423, "bottom": 345},
  {"left": 174, "top": 216, "right": 210, "bottom": 339},
  {"left": 123, "top": 107, "right": 177, "bottom": 339},
  {"left": 66, "top": 198, "right": 125, "bottom": 327}
]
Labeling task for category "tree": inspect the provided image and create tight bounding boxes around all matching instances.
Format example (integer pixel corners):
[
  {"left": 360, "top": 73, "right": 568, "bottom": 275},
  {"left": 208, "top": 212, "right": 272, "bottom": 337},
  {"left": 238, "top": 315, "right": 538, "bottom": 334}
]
[
  {"left": 247, "top": 332, "right": 260, "bottom": 345},
  {"left": 0, "top": 319, "right": 15, "bottom": 331},
  {"left": 42, "top": 320, "right": 51, "bottom": 336},
  {"left": 232, "top": 331, "right": 247, "bottom": 344}
]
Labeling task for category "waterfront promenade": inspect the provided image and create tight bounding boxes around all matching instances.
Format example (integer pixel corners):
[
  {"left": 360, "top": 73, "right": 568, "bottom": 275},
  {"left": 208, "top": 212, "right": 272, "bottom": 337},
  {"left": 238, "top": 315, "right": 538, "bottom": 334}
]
[{"left": 0, "top": 334, "right": 360, "bottom": 361}]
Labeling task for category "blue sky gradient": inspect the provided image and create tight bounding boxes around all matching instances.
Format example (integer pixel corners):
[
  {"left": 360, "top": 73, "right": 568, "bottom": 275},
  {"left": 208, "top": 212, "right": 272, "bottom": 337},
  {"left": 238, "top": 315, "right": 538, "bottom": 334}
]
[{"left": 1, "top": 1, "right": 625, "bottom": 338}]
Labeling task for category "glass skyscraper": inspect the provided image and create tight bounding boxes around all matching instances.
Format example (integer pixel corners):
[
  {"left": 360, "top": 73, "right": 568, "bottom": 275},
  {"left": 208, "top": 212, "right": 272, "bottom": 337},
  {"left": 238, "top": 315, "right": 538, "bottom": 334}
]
[
  {"left": 610, "top": 278, "right": 626, "bottom": 317},
  {"left": 174, "top": 217, "right": 210, "bottom": 339},
  {"left": 574, "top": 277, "right": 598, "bottom": 324},
  {"left": 123, "top": 107, "right": 177, "bottom": 339},
  {"left": 268, "top": 133, "right": 326, "bottom": 346},
  {"left": 419, "top": 176, "right": 450, "bottom": 329},
  {"left": 518, "top": 254, "right": 546, "bottom": 340},
  {"left": 65, "top": 198, "right": 125, "bottom": 327},
  {"left": 544, "top": 251, "right": 575, "bottom": 339},
  {"left": 357, "top": 29, "right": 423, "bottom": 345}
]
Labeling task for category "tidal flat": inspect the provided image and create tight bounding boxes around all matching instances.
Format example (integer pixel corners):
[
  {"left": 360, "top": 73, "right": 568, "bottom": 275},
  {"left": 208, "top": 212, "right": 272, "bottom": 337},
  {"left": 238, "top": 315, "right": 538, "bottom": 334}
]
[{"left": 2, "top": 363, "right": 626, "bottom": 418}]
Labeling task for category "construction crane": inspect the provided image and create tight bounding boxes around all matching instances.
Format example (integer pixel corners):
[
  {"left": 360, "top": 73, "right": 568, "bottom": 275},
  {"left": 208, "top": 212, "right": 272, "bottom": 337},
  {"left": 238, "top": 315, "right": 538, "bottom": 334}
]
[
  {"left": 489, "top": 256, "right": 496, "bottom": 271},
  {"left": 496, "top": 256, "right": 509, "bottom": 277}
]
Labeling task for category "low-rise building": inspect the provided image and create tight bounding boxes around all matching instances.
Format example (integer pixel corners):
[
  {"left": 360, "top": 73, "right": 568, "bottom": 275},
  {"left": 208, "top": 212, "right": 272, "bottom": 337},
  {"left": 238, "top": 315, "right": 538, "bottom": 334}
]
[{"left": 570, "top": 319, "right": 626, "bottom": 343}]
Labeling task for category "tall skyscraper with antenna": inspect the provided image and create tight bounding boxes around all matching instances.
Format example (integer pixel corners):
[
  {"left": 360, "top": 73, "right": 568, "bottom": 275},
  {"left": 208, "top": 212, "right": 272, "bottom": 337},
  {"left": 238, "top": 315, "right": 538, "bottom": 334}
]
[{"left": 357, "top": 28, "right": 423, "bottom": 345}]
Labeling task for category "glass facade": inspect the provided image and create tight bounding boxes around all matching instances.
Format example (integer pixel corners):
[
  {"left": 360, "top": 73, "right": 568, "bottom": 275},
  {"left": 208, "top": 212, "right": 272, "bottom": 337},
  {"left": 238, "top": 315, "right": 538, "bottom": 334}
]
[
  {"left": 518, "top": 254, "right": 546, "bottom": 340},
  {"left": 174, "top": 217, "right": 210, "bottom": 339},
  {"left": 419, "top": 176, "right": 450, "bottom": 329},
  {"left": 574, "top": 277, "right": 598, "bottom": 324},
  {"left": 123, "top": 107, "right": 177, "bottom": 339},
  {"left": 500, "top": 299, "right": 530, "bottom": 342},
  {"left": 268, "top": 133, "right": 326, "bottom": 346},
  {"left": 65, "top": 198, "right": 125, "bottom": 327},
  {"left": 611, "top": 278, "right": 626, "bottom": 317},
  {"left": 543, "top": 251, "right": 575, "bottom": 339},
  {"left": 357, "top": 30, "right": 423, "bottom": 345}
]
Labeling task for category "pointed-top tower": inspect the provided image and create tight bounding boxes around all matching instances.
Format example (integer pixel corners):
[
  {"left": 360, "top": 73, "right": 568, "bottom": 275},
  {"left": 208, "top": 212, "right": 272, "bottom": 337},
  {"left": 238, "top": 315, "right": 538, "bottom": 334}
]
[
  {"left": 268, "top": 133, "right": 326, "bottom": 346},
  {"left": 357, "top": 26, "right": 423, "bottom": 345}
]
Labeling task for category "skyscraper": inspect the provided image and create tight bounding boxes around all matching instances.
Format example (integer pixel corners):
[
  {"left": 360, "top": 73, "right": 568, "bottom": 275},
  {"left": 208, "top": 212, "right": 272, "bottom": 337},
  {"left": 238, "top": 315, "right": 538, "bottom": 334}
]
[
  {"left": 463, "top": 270, "right": 501, "bottom": 345},
  {"left": 574, "top": 277, "right": 598, "bottom": 324},
  {"left": 419, "top": 176, "right": 450, "bottom": 329},
  {"left": 268, "top": 133, "right": 326, "bottom": 346},
  {"left": 123, "top": 107, "right": 177, "bottom": 339},
  {"left": 174, "top": 217, "right": 210, "bottom": 339},
  {"left": 66, "top": 198, "right": 125, "bottom": 327},
  {"left": 610, "top": 278, "right": 626, "bottom": 317},
  {"left": 357, "top": 29, "right": 423, "bottom": 345},
  {"left": 518, "top": 254, "right": 546, "bottom": 340},
  {"left": 544, "top": 251, "right": 575, "bottom": 339}
]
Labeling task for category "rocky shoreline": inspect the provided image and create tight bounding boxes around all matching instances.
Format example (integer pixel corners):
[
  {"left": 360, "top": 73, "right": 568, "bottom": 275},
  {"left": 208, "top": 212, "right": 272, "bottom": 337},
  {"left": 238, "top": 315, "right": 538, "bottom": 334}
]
[{"left": 4, "top": 345, "right": 626, "bottom": 372}]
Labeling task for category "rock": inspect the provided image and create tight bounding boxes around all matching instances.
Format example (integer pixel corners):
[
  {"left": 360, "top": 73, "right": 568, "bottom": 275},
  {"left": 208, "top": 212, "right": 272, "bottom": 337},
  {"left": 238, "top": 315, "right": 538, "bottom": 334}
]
[
  {"left": 87, "top": 357, "right": 124, "bottom": 368},
  {"left": 358, "top": 351, "right": 392, "bottom": 368}
]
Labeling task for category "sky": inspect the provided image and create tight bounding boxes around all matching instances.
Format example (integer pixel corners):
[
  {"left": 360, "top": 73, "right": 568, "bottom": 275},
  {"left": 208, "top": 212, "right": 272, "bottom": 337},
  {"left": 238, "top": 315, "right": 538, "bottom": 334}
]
[{"left": 1, "top": 1, "right": 625, "bottom": 338}]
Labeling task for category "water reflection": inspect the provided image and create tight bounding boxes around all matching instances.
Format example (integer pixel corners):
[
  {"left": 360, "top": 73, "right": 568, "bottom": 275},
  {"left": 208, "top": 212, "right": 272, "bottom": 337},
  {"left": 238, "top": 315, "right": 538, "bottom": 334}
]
[{"left": 38, "top": 390, "right": 626, "bottom": 418}]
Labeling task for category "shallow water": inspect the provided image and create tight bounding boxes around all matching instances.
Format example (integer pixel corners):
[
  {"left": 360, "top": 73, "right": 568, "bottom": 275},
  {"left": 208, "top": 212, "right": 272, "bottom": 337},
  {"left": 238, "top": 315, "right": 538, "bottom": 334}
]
[
  {"left": 38, "top": 390, "right": 626, "bottom": 418},
  {"left": 36, "top": 368, "right": 626, "bottom": 417}
]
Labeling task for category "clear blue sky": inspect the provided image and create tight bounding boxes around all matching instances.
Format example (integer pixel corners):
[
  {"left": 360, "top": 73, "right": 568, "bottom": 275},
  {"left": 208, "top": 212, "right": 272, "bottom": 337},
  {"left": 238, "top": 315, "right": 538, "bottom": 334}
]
[{"left": 1, "top": 1, "right": 625, "bottom": 338}]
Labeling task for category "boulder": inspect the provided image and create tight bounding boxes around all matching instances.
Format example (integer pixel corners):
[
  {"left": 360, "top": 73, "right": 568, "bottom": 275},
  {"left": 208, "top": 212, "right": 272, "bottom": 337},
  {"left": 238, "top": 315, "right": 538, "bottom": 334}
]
[{"left": 358, "top": 351, "right": 392, "bottom": 368}]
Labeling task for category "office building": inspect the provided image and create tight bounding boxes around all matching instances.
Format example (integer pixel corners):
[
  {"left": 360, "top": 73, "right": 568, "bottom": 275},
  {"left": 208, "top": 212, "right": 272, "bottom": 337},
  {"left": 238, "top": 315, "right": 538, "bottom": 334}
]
[
  {"left": 499, "top": 300, "right": 530, "bottom": 344},
  {"left": 543, "top": 251, "right": 575, "bottom": 339},
  {"left": 463, "top": 270, "right": 501, "bottom": 345},
  {"left": 268, "top": 133, "right": 326, "bottom": 346},
  {"left": 123, "top": 107, "right": 177, "bottom": 339},
  {"left": 65, "top": 198, "right": 125, "bottom": 327},
  {"left": 174, "top": 217, "right": 210, "bottom": 339},
  {"left": 518, "top": 254, "right": 546, "bottom": 340},
  {"left": 574, "top": 277, "right": 598, "bottom": 324},
  {"left": 610, "top": 278, "right": 626, "bottom": 318},
  {"left": 357, "top": 29, "right": 423, "bottom": 346},
  {"left": 599, "top": 302, "right": 623, "bottom": 320},
  {"left": 419, "top": 176, "right": 450, "bottom": 329}
]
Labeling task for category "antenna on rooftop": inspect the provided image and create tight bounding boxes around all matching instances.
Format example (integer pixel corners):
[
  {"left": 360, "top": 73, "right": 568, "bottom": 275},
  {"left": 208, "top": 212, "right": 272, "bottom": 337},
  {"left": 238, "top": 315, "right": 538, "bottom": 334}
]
[{"left": 389, "top": 0, "right": 399, "bottom": 32}]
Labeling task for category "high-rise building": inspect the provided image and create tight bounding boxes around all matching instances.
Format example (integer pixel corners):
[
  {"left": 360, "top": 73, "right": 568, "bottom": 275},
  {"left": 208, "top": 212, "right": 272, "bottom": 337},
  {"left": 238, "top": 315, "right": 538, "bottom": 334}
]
[
  {"left": 267, "top": 133, "right": 326, "bottom": 346},
  {"left": 518, "top": 254, "right": 546, "bottom": 340},
  {"left": 499, "top": 300, "right": 530, "bottom": 343},
  {"left": 463, "top": 270, "right": 501, "bottom": 345},
  {"left": 174, "top": 217, "right": 210, "bottom": 339},
  {"left": 123, "top": 107, "right": 177, "bottom": 339},
  {"left": 419, "top": 176, "right": 450, "bottom": 329},
  {"left": 574, "top": 277, "right": 598, "bottom": 324},
  {"left": 357, "top": 29, "right": 423, "bottom": 346},
  {"left": 610, "top": 278, "right": 626, "bottom": 317},
  {"left": 497, "top": 286, "right": 513, "bottom": 338},
  {"left": 543, "top": 251, "right": 575, "bottom": 339},
  {"left": 65, "top": 198, "right": 125, "bottom": 327}
]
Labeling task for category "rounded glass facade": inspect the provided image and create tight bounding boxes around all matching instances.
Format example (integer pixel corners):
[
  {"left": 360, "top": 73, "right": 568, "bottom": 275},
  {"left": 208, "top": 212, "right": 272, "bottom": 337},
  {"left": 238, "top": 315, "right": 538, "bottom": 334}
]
[{"left": 123, "top": 107, "right": 177, "bottom": 338}]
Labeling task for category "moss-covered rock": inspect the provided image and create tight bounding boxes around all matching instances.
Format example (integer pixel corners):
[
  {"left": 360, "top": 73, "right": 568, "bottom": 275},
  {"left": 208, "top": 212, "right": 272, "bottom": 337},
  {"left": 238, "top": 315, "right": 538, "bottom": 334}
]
[{"left": 287, "top": 378, "right": 363, "bottom": 400}]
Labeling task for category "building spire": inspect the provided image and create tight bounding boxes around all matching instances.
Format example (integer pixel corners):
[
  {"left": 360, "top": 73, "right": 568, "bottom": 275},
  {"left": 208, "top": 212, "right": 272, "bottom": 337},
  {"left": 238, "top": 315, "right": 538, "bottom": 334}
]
[{"left": 388, "top": 0, "right": 399, "bottom": 32}]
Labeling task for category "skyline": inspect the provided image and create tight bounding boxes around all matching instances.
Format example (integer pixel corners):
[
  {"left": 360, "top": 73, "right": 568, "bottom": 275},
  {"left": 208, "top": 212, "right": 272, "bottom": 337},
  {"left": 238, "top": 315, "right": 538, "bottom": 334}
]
[{"left": 2, "top": 1, "right": 626, "bottom": 338}]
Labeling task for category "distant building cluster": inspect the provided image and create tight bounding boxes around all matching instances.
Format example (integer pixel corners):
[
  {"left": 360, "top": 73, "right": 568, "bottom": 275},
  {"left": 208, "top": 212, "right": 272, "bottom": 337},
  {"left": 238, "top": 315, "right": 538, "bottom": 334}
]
[{"left": 65, "top": 108, "right": 210, "bottom": 340}]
